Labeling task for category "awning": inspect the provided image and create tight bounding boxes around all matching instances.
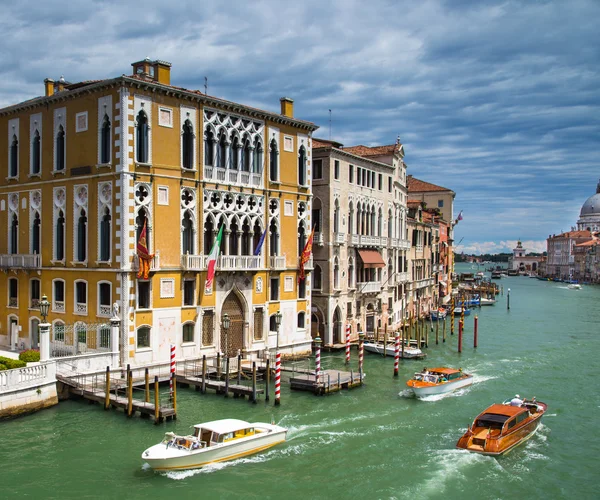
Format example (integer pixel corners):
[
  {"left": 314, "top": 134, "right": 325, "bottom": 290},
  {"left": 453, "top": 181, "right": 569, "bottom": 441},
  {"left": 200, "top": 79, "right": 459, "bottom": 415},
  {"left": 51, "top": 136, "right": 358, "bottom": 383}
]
[{"left": 357, "top": 250, "right": 385, "bottom": 268}]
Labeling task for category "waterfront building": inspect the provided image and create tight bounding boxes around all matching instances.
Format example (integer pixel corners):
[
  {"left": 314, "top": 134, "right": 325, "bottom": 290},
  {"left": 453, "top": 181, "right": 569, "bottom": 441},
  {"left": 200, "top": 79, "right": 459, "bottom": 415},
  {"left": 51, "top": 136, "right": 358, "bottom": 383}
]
[
  {"left": 576, "top": 179, "right": 600, "bottom": 232},
  {"left": 0, "top": 58, "right": 318, "bottom": 365},
  {"left": 546, "top": 230, "right": 592, "bottom": 280},
  {"left": 310, "top": 139, "right": 410, "bottom": 344},
  {"left": 507, "top": 241, "right": 543, "bottom": 274}
]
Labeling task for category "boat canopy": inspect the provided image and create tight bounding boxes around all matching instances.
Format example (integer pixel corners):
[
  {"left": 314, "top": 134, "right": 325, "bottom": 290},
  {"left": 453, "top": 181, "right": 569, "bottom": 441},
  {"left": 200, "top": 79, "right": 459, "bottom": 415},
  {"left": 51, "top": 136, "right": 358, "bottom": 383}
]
[{"left": 193, "top": 419, "right": 251, "bottom": 434}]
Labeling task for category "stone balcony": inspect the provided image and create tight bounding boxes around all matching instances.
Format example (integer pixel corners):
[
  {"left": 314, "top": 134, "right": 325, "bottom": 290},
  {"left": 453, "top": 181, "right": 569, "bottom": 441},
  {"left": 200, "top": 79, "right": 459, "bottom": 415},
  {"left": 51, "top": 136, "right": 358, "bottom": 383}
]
[
  {"left": 270, "top": 255, "right": 286, "bottom": 270},
  {"left": 181, "top": 254, "right": 262, "bottom": 271},
  {"left": 356, "top": 281, "right": 382, "bottom": 294},
  {"left": 203, "top": 166, "right": 263, "bottom": 188},
  {"left": 0, "top": 254, "right": 41, "bottom": 270},
  {"left": 132, "top": 251, "right": 160, "bottom": 272}
]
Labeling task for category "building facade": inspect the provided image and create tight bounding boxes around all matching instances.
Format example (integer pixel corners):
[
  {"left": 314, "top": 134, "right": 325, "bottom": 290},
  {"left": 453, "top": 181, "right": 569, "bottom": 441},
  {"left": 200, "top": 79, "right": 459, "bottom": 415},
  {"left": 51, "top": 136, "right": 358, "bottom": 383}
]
[
  {"left": 0, "top": 58, "right": 318, "bottom": 365},
  {"left": 507, "top": 241, "right": 543, "bottom": 274},
  {"left": 310, "top": 139, "right": 410, "bottom": 345}
]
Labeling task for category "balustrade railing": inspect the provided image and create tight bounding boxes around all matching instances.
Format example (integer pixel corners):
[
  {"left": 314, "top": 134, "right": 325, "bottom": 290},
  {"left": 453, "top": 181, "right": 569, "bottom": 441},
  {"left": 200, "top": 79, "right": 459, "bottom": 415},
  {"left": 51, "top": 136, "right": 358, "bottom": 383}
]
[
  {"left": 0, "top": 254, "right": 41, "bottom": 269},
  {"left": 203, "top": 166, "right": 263, "bottom": 188},
  {"left": 356, "top": 281, "right": 382, "bottom": 294},
  {"left": 0, "top": 363, "right": 56, "bottom": 394},
  {"left": 270, "top": 256, "right": 286, "bottom": 269}
]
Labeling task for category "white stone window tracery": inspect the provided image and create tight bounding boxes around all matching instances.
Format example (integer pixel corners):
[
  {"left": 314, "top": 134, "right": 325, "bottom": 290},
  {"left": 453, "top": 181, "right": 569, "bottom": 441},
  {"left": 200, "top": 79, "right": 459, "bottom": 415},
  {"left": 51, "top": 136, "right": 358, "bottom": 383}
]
[
  {"left": 98, "top": 182, "right": 112, "bottom": 262},
  {"left": 53, "top": 187, "right": 66, "bottom": 262}
]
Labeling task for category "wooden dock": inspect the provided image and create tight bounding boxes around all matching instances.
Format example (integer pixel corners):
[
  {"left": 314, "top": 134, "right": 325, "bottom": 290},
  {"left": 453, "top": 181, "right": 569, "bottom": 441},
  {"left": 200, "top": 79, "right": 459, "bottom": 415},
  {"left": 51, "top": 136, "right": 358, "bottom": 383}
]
[
  {"left": 176, "top": 373, "right": 264, "bottom": 402},
  {"left": 290, "top": 369, "right": 363, "bottom": 395}
]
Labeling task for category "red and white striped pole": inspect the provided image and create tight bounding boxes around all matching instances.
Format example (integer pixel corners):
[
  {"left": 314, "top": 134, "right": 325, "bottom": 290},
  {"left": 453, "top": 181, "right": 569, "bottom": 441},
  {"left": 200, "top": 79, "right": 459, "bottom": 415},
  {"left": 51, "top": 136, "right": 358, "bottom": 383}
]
[
  {"left": 358, "top": 332, "right": 364, "bottom": 384},
  {"left": 274, "top": 349, "right": 281, "bottom": 406},
  {"left": 314, "top": 336, "right": 322, "bottom": 384},
  {"left": 394, "top": 332, "right": 400, "bottom": 377},
  {"left": 170, "top": 344, "right": 176, "bottom": 399},
  {"left": 345, "top": 324, "right": 351, "bottom": 364}
]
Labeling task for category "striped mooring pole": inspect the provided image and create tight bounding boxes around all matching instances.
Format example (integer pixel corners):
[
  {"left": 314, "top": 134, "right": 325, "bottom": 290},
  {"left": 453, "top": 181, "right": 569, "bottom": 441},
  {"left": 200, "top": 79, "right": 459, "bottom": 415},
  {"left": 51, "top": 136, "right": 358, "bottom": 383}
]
[
  {"left": 170, "top": 344, "right": 176, "bottom": 400},
  {"left": 274, "top": 349, "right": 281, "bottom": 406},
  {"left": 345, "top": 324, "right": 351, "bottom": 364},
  {"left": 314, "top": 336, "right": 322, "bottom": 384},
  {"left": 358, "top": 332, "right": 364, "bottom": 384},
  {"left": 393, "top": 332, "right": 400, "bottom": 377}
]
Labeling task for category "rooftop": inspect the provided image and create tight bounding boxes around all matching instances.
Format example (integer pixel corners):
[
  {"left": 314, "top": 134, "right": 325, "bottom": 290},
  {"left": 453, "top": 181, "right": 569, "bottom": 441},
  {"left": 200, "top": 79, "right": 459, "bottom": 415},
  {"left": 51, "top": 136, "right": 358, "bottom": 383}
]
[{"left": 407, "top": 175, "right": 453, "bottom": 193}]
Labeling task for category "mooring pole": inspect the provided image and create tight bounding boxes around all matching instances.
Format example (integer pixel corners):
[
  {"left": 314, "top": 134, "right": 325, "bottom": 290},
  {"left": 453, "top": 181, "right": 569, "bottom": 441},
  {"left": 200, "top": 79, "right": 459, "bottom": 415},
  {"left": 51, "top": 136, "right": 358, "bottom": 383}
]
[
  {"left": 507, "top": 288, "right": 511, "bottom": 310},
  {"left": 394, "top": 332, "right": 400, "bottom": 377},
  {"left": 474, "top": 315, "right": 479, "bottom": 348},
  {"left": 358, "top": 332, "right": 365, "bottom": 384},
  {"left": 104, "top": 366, "right": 110, "bottom": 410}
]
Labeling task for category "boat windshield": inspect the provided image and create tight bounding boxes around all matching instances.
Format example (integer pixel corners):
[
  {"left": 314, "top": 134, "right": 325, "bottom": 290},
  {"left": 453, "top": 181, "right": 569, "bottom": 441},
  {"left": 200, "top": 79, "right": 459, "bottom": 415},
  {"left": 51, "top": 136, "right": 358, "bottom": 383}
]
[
  {"left": 475, "top": 413, "right": 510, "bottom": 430},
  {"left": 423, "top": 375, "right": 438, "bottom": 383}
]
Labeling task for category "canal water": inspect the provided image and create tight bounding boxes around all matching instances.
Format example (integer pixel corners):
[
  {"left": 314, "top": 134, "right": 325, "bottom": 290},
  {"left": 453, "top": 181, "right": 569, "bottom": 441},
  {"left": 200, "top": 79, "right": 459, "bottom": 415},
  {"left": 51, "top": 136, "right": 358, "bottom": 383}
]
[{"left": 2, "top": 264, "right": 599, "bottom": 499}]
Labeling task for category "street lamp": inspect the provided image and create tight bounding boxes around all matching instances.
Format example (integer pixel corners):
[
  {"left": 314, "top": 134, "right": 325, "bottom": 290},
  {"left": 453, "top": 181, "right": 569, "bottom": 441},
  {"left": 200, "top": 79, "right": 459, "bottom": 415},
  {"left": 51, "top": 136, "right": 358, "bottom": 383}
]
[
  {"left": 39, "top": 294, "right": 50, "bottom": 323},
  {"left": 222, "top": 313, "right": 230, "bottom": 357},
  {"left": 274, "top": 310, "right": 282, "bottom": 349}
]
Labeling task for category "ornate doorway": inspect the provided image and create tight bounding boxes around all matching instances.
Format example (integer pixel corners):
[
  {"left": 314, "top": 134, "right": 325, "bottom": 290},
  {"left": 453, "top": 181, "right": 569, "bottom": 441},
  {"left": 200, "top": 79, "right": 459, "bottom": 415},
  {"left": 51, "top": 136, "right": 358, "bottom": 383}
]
[{"left": 221, "top": 292, "right": 245, "bottom": 357}]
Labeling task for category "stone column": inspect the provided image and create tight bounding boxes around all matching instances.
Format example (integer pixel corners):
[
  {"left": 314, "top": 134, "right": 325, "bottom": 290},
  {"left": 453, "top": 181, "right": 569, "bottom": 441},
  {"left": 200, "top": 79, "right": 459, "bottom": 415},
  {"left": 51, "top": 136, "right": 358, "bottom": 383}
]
[{"left": 39, "top": 322, "right": 51, "bottom": 362}]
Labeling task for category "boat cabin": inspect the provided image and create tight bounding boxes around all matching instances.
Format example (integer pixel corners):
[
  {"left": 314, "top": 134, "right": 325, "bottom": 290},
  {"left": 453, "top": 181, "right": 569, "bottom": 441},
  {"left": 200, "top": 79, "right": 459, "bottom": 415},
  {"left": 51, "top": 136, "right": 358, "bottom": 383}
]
[
  {"left": 473, "top": 404, "right": 534, "bottom": 434},
  {"left": 192, "top": 419, "right": 262, "bottom": 448}
]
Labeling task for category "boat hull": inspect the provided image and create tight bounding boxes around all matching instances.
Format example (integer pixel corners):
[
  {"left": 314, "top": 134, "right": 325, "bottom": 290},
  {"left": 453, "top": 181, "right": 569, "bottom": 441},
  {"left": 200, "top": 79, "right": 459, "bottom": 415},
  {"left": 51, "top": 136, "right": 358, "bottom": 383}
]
[
  {"left": 143, "top": 428, "right": 287, "bottom": 471},
  {"left": 363, "top": 342, "right": 426, "bottom": 359},
  {"left": 407, "top": 375, "right": 473, "bottom": 397}
]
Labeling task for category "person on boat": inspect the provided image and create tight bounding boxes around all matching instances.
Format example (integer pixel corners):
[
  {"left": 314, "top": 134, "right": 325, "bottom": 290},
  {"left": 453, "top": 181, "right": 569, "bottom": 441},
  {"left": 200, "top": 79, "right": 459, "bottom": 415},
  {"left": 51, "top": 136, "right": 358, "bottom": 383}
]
[{"left": 510, "top": 394, "right": 523, "bottom": 406}]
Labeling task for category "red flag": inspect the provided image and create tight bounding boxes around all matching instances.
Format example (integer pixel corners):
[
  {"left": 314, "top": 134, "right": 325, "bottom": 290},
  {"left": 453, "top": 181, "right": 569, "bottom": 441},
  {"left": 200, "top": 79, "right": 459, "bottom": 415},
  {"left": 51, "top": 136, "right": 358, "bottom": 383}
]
[
  {"left": 298, "top": 226, "right": 315, "bottom": 283},
  {"left": 137, "top": 220, "right": 154, "bottom": 279}
]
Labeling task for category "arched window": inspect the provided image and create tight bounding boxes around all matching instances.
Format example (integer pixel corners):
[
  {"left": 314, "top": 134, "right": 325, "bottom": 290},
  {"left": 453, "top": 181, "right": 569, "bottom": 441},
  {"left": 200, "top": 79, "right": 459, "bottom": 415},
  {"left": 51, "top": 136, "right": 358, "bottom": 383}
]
[
  {"left": 136, "top": 208, "right": 149, "bottom": 250},
  {"left": 333, "top": 199, "right": 340, "bottom": 233},
  {"left": 8, "top": 278, "right": 18, "bottom": 307},
  {"left": 348, "top": 257, "right": 355, "bottom": 288},
  {"left": 269, "top": 219, "right": 279, "bottom": 256},
  {"left": 31, "top": 130, "right": 41, "bottom": 175},
  {"left": 182, "top": 211, "right": 194, "bottom": 255},
  {"left": 100, "top": 114, "right": 111, "bottom": 164},
  {"left": 182, "top": 119, "right": 194, "bottom": 170},
  {"left": 334, "top": 259, "right": 340, "bottom": 290},
  {"left": 298, "top": 223, "right": 306, "bottom": 256},
  {"left": 56, "top": 210, "right": 65, "bottom": 261},
  {"left": 229, "top": 136, "right": 239, "bottom": 170},
  {"left": 241, "top": 219, "right": 251, "bottom": 256},
  {"left": 241, "top": 138, "right": 251, "bottom": 172},
  {"left": 378, "top": 208, "right": 383, "bottom": 236},
  {"left": 32, "top": 211, "right": 41, "bottom": 255},
  {"left": 77, "top": 209, "right": 87, "bottom": 262},
  {"left": 137, "top": 325, "right": 151, "bottom": 348},
  {"left": 9, "top": 135, "right": 18, "bottom": 177},
  {"left": 135, "top": 110, "right": 149, "bottom": 163},
  {"left": 56, "top": 125, "right": 65, "bottom": 171},
  {"left": 100, "top": 207, "right": 111, "bottom": 261},
  {"left": 269, "top": 139, "right": 278, "bottom": 181},
  {"left": 217, "top": 130, "right": 227, "bottom": 168},
  {"left": 348, "top": 202, "right": 354, "bottom": 236},
  {"left": 297, "top": 311, "right": 306, "bottom": 329},
  {"left": 313, "top": 265, "right": 322, "bottom": 290},
  {"left": 253, "top": 137, "right": 263, "bottom": 174},
  {"left": 204, "top": 127, "right": 214, "bottom": 166},
  {"left": 298, "top": 145, "right": 307, "bottom": 186},
  {"left": 204, "top": 217, "right": 214, "bottom": 254},
  {"left": 10, "top": 214, "right": 18, "bottom": 254},
  {"left": 388, "top": 209, "right": 393, "bottom": 239}
]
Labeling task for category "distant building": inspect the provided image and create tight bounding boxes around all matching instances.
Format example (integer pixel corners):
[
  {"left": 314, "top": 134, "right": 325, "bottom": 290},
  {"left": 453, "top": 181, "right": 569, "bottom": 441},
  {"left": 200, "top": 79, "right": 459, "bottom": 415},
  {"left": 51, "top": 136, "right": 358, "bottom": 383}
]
[
  {"left": 576, "top": 179, "right": 600, "bottom": 232},
  {"left": 546, "top": 231, "right": 592, "bottom": 279},
  {"left": 507, "top": 241, "right": 543, "bottom": 274}
]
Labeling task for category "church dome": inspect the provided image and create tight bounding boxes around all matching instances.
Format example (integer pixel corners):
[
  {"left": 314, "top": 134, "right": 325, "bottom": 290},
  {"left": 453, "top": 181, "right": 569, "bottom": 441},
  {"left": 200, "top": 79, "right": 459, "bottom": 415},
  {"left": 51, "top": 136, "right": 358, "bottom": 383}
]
[{"left": 580, "top": 180, "right": 600, "bottom": 217}]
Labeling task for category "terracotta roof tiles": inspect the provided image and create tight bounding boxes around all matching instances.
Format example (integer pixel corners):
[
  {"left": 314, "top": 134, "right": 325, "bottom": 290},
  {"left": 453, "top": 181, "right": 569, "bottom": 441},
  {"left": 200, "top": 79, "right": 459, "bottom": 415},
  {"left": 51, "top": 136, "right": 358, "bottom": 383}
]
[
  {"left": 407, "top": 175, "right": 452, "bottom": 193},
  {"left": 343, "top": 144, "right": 399, "bottom": 157}
]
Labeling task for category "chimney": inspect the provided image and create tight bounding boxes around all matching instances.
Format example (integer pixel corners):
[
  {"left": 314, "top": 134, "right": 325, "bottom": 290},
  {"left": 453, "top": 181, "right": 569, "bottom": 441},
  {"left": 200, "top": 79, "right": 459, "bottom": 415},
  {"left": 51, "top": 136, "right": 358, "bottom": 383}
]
[
  {"left": 280, "top": 97, "right": 294, "bottom": 118},
  {"left": 152, "top": 60, "right": 172, "bottom": 85},
  {"left": 44, "top": 78, "right": 55, "bottom": 97},
  {"left": 56, "top": 76, "right": 66, "bottom": 92}
]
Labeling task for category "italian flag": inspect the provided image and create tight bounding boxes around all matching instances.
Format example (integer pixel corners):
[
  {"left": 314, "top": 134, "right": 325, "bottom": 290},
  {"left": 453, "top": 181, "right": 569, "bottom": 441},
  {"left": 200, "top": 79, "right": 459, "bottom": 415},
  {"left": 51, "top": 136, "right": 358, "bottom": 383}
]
[{"left": 204, "top": 225, "right": 224, "bottom": 294}]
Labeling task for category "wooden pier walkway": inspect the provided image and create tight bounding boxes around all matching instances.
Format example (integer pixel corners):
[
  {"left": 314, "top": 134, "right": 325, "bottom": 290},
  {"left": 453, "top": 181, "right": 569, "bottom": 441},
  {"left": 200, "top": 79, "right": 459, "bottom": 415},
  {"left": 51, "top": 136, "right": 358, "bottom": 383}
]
[
  {"left": 290, "top": 369, "right": 363, "bottom": 395},
  {"left": 176, "top": 373, "right": 264, "bottom": 401}
]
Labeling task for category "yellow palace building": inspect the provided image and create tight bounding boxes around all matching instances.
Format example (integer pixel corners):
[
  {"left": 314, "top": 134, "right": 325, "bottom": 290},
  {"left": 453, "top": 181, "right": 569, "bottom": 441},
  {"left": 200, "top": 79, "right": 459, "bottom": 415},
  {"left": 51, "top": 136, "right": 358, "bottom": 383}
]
[{"left": 0, "top": 58, "right": 318, "bottom": 366}]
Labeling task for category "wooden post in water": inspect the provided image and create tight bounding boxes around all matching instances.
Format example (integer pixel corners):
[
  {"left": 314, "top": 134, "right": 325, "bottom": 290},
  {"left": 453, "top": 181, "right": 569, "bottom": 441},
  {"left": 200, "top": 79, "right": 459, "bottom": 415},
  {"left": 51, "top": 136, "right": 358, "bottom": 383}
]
[
  {"left": 401, "top": 321, "right": 406, "bottom": 359},
  {"left": 224, "top": 355, "right": 230, "bottom": 398},
  {"left": 507, "top": 288, "right": 510, "bottom": 310},
  {"left": 154, "top": 376, "right": 159, "bottom": 423},
  {"left": 127, "top": 366, "right": 133, "bottom": 417},
  {"left": 458, "top": 319, "right": 463, "bottom": 353},
  {"left": 435, "top": 318, "right": 439, "bottom": 345},
  {"left": 251, "top": 362, "right": 257, "bottom": 404},
  {"left": 443, "top": 317, "right": 447, "bottom": 342},
  {"left": 474, "top": 315, "right": 478, "bottom": 348},
  {"left": 383, "top": 325, "right": 388, "bottom": 358},
  {"left": 172, "top": 375, "right": 177, "bottom": 416},
  {"left": 237, "top": 353, "right": 242, "bottom": 386},
  {"left": 425, "top": 319, "right": 429, "bottom": 348},
  {"left": 145, "top": 367, "right": 150, "bottom": 403},
  {"left": 451, "top": 299, "right": 455, "bottom": 335},
  {"left": 104, "top": 366, "right": 110, "bottom": 410},
  {"left": 216, "top": 352, "right": 221, "bottom": 379},
  {"left": 201, "top": 355, "right": 207, "bottom": 394},
  {"left": 265, "top": 358, "right": 270, "bottom": 402}
]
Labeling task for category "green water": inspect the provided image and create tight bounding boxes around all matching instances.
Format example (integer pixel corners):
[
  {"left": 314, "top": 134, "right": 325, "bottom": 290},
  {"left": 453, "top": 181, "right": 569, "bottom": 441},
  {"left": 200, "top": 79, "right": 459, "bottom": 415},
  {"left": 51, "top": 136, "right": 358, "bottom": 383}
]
[{"left": 3, "top": 265, "right": 599, "bottom": 499}]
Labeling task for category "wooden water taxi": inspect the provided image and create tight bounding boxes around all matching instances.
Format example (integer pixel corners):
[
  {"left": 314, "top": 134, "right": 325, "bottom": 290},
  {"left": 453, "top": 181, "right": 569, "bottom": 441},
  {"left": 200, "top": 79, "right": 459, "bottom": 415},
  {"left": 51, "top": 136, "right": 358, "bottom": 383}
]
[
  {"left": 406, "top": 367, "right": 473, "bottom": 398},
  {"left": 456, "top": 397, "right": 547, "bottom": 456},
  {"left": 142, "top": 418, "right": 287, "bottom": 471}
]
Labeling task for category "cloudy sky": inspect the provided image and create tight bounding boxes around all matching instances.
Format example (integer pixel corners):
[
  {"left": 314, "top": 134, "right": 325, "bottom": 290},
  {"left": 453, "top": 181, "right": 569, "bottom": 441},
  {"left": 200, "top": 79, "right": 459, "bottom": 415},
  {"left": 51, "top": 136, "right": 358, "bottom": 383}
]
[{"left": 2, "top": 0, "right": 598, "bottom": 255}]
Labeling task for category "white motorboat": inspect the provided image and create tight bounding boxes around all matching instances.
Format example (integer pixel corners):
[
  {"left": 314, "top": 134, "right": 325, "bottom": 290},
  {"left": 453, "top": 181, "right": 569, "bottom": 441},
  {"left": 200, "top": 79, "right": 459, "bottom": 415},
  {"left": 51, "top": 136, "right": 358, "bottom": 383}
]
[
  {"left": 567, "top": 283, "right": 582, "bottom": 290},
  {"left": 479, "top": 297, "right": 496, "bottom": 306},
  {"left": 363, "top": 341, "right": 426, "bottom": 359},
  {"left": 406, "top": 367, "right": 473, "bottom": 398},
  {"left": 142, "top": 418, "right": 287, "bottom": 471}
]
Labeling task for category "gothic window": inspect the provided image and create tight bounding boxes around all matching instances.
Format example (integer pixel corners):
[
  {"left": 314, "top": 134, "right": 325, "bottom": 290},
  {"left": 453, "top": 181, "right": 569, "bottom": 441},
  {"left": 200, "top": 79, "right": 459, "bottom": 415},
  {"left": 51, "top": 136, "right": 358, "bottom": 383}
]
[
  {"left": 182, "top": 119, "right": 194, "bottom": 170},
  {"left": 77, "top": 209, "right": 87, "bottom": 262},
  {"left": 9, "top": 135, "right": 18, "bottom": 177},
  {"left": 348, "top": 202, "right": 354, "bottom": 235},
  {"left": 269, "top": 138, "right": 278, "bottom": 181},
  {"left": 55, "top": 210, "right": 65, "bottom": 261},
  {"left": 241, "top": 219, "right": 251, "bottom": 256},
  {"left": 204, "top": 127, "right": 214, "bottom": 166},
  {"left": 348, "top": 258, "right": 355, "bottom": 288},
  {"left": 100, "top": 207, "right": 111, "bottom": 261},
  {"left": 182, "top": 211, "right": 194, "bottom": 255},
  {"left": 100, "top": 114, "right": 111, "bottom": 164},
  {"left": 56, "top": 126, "right": 65, "bottom": 171},
  {"left": 334, "top": 259, "right": 340, "bottom": 289},
  {"left": 242, "top": 137, "right": 251, "bottom": 172},
  {"left": 136, "top": 208, "right": 150, "bottom": 249},
  {"left": 217, "top": 130, "right": 227, "bottom": 168},
  {"left": 229, "top": 136, "right": 239, "bottom": 170},
  {"left": 298, "top": 145, "right": 307, "bottom": 186},
  {"left": 136, "top": 110, "right": 149, "bottom": 163},
  {"left": 204, "top": 217, "right": 214, "bottom": 254},
  {"left": 253, "top": 137, "right": 263, "bottom": 174},
  {"left": 30, "top": 278, "right": 41, "bottom": 309},
  {"left": 269, "top": 219, "right": 279, "bottom": 256},
  {"left": 298, "top": 223, "right": 306, "bottom": 256},
  {"left": 334, "top": 199, "right": 340, "bottom": 233},
  {"left": 32, "top": 211, "right": 41, "bottom": 255},
  {"left": 313, "top": 265, "right": 322, "bottom": 290},
  {"left": 9, "top": 278, "right": 18, "bottom": 307},
  {"left": 10, "top": 213, "right": 18, "bottom": 254},
  {"left": 31, "top": 130, "right": 41, "bottom": 175}
]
